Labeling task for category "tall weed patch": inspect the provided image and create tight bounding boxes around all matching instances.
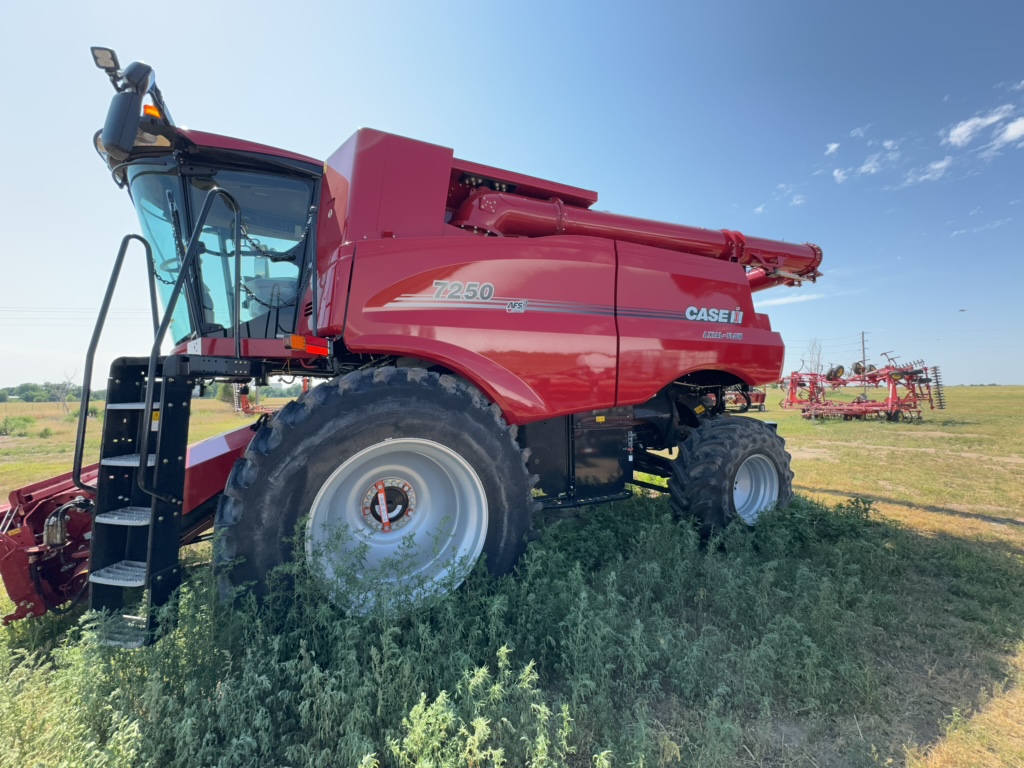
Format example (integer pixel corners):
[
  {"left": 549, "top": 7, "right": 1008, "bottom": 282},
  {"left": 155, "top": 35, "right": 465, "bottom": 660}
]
[{"left": 3, "top": 494, "right": 1024, "bottom": 767}]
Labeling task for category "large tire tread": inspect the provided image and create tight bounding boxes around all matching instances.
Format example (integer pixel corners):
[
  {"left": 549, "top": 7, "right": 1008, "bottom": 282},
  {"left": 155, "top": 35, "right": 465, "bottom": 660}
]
[
  {"left": 668, "top": 416, "right": 793, "bottom": 533},
  {"left": 215, "top": 366, "right": 538, "bottom": 601}
]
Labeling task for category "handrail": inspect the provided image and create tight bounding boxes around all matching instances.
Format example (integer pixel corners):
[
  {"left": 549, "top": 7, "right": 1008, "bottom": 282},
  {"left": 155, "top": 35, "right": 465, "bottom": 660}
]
[
  {"left": 73, "top": 234, "right": 157, "bottom": 495},
  {"left": 137, "top": 189, "right": 241, "bottom": 504}
]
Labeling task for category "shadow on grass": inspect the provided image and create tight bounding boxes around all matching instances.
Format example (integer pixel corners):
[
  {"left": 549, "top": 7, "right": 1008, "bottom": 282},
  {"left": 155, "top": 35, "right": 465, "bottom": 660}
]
[{"left": 796, "top": 484, "right": 1024, "bottom": 528}]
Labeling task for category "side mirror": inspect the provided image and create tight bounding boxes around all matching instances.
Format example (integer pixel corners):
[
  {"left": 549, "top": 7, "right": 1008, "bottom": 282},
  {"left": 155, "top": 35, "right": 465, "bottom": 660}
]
[{"left": 100, "top": 90, "right": 144, "bottom": 163}]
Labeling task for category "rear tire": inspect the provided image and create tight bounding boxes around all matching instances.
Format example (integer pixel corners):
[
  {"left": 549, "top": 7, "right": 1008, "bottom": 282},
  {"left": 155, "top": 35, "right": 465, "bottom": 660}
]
[
  {"left": 215, "top": 367, "right": 536, "bottom": 611},
  {"left": 668, "top": 417, "right": 793, "bottom": 533}
]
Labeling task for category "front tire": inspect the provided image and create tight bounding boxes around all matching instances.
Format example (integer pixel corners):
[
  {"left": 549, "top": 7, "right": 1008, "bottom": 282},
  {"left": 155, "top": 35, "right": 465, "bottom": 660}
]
[
  {"left": 215, "top": 367, "right": 536, "bottom": 611},
  {"left": 668, "top": 417, "right": 793, "bottom": 533}
]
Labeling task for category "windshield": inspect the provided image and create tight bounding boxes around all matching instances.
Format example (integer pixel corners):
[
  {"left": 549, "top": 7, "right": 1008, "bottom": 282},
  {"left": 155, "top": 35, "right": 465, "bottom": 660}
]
[
  {"left": 128, "top": 162, "right": 315, "bottom": 344},
  {"left": 127, "top": 165, "right": 194, "bottom": 344}
]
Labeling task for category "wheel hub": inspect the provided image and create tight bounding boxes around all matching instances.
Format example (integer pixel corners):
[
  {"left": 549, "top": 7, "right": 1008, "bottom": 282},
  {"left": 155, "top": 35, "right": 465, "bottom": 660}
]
[
  {"left": 361, "top": 478, "right": 416, "bottom": 533},
  {"left": 733, "top": 454, "right": 780, "bottom": 525}
]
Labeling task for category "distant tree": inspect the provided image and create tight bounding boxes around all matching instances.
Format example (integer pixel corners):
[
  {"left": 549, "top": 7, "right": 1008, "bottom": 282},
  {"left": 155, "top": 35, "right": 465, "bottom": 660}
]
[
  {"left": 14, "top": 383, "right": 46, "bottom": 402},
  {"left": 0, "top": 392, "right": 6, "bottom": 403},
  {"left": 217, "top": 383, "right": 236, "bottom": 407},
  {"left": 52, "top": 373, "right": 79, "bottom": 416},
  {"left": 805, "top": 339, "right": 823, "bottom": 374}
]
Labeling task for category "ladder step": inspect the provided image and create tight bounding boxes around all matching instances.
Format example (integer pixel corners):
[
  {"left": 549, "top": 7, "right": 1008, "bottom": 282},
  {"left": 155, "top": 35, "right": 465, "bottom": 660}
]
[
  {"left": 90, "top": 560, "right": 147, "bottom": 588},
  {"left": 99, "top": 615, "right": 148, "bottom": 649},
  {"left": 106, "top": 402, "right": 161, "bottom": 411},
  {"left": 100, "top": 454, "right": 157, "bottom": 467},
  {"left": 95, "top": 506, "right": 152, "bottom": 526}
]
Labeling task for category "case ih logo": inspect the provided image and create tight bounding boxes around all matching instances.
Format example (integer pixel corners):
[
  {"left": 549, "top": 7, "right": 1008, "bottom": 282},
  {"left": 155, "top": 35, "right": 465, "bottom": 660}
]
[{"left": 685, "top": 306, "right": 744, "bottom": 324}]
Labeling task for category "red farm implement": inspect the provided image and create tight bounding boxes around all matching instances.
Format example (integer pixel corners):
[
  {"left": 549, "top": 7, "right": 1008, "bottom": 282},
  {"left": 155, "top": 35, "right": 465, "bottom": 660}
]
[
  {"left": 781, "top": 357, "right": 946, "bottom": 421},
  {"left": 725, "top": 386, "right": 767, "bottom": 413}
]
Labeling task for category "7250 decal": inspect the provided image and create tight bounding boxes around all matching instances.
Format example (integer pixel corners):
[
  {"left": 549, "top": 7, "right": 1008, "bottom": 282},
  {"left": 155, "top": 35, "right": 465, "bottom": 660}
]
[{"left": 432, "top": 280, "right": 496, "bottom": 301}]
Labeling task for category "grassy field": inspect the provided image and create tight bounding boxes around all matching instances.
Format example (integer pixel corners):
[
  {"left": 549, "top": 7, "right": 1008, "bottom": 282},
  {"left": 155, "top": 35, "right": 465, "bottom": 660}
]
[{"left": 1, "top": 387, "right": 1022, "bottom": 767}]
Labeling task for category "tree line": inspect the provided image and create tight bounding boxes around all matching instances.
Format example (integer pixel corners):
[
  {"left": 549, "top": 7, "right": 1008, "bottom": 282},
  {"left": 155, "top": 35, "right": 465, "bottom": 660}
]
[
  {"left": 0, "top": 381, "right": 100, "bottom": 403},
  {"left": 0, "top": 380, "right": 308, "bottom": 404}
]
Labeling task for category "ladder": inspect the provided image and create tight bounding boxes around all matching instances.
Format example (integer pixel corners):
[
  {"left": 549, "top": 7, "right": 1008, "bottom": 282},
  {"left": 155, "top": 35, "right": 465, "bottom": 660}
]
[{"left": 87, "top": 357, "right": 193, "bottom": 647}]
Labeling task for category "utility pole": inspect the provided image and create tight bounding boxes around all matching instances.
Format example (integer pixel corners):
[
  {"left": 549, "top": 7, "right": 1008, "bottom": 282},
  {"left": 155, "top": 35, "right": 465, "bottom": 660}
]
[{"left": 861, "top": 331, "right": 868, "bottom": 397}]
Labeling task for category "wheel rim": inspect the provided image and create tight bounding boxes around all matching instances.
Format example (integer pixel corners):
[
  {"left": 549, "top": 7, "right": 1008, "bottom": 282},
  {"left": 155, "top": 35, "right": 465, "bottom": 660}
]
[
  {"left": 733, "top": 454, "right": 779, "bottom": 524},
  {"left": 306, "top": 438, "right": 488, "bottom": 607}
]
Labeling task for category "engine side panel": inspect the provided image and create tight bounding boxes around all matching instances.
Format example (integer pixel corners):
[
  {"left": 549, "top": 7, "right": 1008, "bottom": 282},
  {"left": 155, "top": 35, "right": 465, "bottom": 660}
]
[
  {"left": 343, "top": 235, "right": 618, "bottom": 423},
  {"left": 615, "top": 240, "right": 785, "bottom": 404}
]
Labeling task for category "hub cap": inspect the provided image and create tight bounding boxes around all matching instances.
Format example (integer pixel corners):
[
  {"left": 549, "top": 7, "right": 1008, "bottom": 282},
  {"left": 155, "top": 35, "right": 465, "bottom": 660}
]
[
  {"left": 306, "top": 438, "right": 488, "bottom": 609},
  {"left": 733, "top": 454, "right": 779, "bottom": 524}
]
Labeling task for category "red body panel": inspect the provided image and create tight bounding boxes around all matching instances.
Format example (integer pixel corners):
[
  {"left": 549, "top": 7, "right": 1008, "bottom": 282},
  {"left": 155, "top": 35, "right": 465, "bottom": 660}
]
[
  {"left": 313, "top": 129, "right": 816, "bottom": 422},
  {"left": 344, "top": 235, "right": 618, "bottom": 422},
  {"left": 616, "top": 241, "right": 783, "bottom": 405}
]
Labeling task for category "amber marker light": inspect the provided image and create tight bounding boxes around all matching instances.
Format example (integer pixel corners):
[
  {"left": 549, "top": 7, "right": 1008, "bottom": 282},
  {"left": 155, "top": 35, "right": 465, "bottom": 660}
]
[
  {"left": 143, "top": 104, "right": 162, "bottom": 118},
  {"left": 286, "top": 335, "right": 330, "bottom": 356}
]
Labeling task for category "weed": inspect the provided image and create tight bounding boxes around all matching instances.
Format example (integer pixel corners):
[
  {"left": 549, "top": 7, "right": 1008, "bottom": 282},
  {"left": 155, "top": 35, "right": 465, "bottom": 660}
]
[{"left": 0, "top": 416, "right": 34, "bottom": 437}]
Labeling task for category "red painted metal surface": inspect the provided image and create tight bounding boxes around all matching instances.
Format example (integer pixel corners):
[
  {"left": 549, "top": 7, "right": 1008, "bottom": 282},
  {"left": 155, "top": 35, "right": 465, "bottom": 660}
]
[
  {"left": 343, "top": 235, "right": 619, "bottom": 422},
  {"left": 449, "top": 192, "right": 823, "bottom": 291}
]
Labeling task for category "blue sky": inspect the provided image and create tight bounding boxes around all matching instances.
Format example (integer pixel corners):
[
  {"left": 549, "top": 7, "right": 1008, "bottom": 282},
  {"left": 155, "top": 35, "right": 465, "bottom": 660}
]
[{"left": 0, "top": 1, "right": 1021, "bottom": 387}]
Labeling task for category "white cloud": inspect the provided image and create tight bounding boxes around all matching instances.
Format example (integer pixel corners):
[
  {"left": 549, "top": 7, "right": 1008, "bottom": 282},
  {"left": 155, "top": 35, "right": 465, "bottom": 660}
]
[
  {"left": 850, "top": 124, "right": 870, "bottom": 138},
  {"left": 949, "top": 218, "right": 1012, "bottom": 237},
  {"left": 943, "top": 104, "right": 1014, "bottom": 147},
  {"left": 882, "top": 139, "right": 898, "bottom": 151},
  {"left": 790, "top": 194, "right": 806, "bottom": 206},
  {"left": 1011, "top": 80, "right": 1024, "bottom": 92},
  {"left": 825, "top": 143, "right": 840, "bottom": 156},
  {"left": 754, "top": 292, "right": 825, "bottom": 308},
  {"left": 754, "top": 204, "right": 765, "bottom": 214},
  {"left": 993, "top": 117, "right": 1024, "bottom": 148},
  {"left": 904, "top": 156, "right": 953, "bottom": 185},
  {"left": 859, "top": 154, "right": 882, "bottom": 175},
  {"left": 832, "top": 168, "right": 849, "bottom": 183}
]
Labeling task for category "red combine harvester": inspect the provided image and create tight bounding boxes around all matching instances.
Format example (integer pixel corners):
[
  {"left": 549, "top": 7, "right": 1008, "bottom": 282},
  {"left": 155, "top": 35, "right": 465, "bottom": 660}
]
[
  {"left": 781, "top": 356, "right": 946, "bottom": 421},
  {"left": 0, "top": 49, "right": 823, "bottom": 643}
]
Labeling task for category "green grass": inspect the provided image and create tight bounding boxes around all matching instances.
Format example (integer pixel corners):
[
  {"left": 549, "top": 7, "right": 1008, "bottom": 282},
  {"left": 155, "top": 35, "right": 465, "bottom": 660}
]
[{"left": 2, "top": 388, "right": 1024, "bottom": 766}]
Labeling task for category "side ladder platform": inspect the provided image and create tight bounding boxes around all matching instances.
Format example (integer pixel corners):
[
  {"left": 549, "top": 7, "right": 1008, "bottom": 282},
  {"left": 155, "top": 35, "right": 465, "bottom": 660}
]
[{"left": 88, "top": 357, "right": 192, "bottom": 646}]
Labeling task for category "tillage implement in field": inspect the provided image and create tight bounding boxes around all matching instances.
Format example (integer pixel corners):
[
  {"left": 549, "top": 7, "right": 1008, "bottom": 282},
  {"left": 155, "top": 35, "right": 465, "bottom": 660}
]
[
  {"left": 0, "top": 48, "right": 824, "bottom": 644},
  {"left": 781, "top": 355, "right": 946, "bottom": 421}
]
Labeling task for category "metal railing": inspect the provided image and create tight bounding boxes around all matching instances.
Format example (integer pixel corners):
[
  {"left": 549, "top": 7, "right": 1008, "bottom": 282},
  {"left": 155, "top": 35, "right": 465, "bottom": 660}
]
[
  {"left": 137, "top": 189, "right": 241, "bottom": 503},
  {"left": 73, "top": 234, "right": 158, "bottom": 494},
  {"left": 72, "top": 189, "right": 242, "bottom": 500}
]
